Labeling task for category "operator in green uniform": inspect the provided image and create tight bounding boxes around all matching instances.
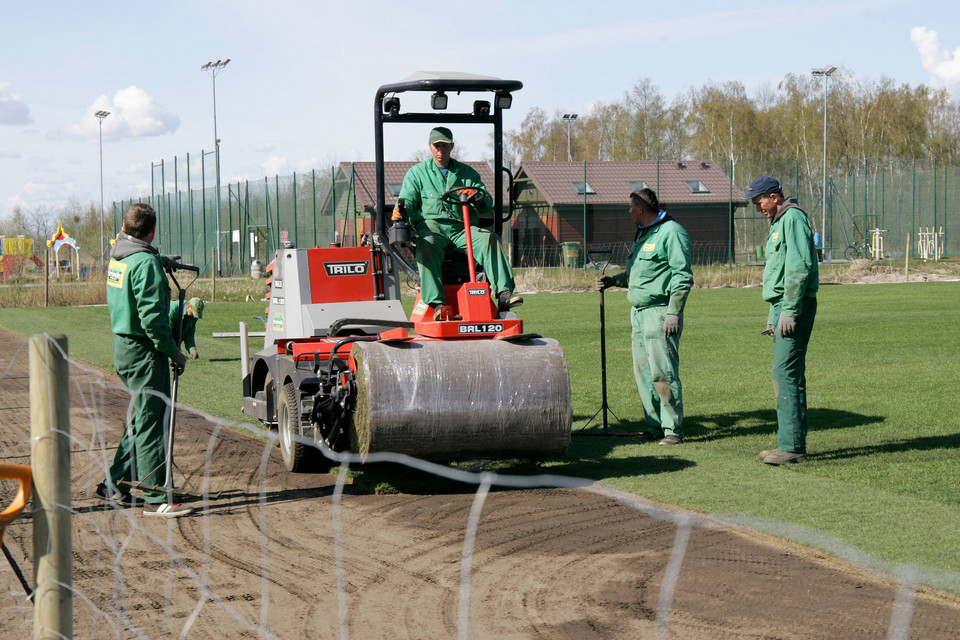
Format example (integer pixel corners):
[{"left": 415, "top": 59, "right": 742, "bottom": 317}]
[
  {"left": 97, "top": 203, "right": 193, "bottom": 517},
  {"left": 395, "top": 127, "right": 520, "bottom": 320},
  {"left": 745, "top": 175, "right": 819, "bottom": 465},
  {"left": 598, "top": 188, "right": 693, "bottom": 445},
  {"left": 169, "top": 297, "right": 204, "bottom": 359}
]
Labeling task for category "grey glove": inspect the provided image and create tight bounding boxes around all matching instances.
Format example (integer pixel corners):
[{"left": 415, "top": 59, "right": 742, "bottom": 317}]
[
  {"left": 596, "top": 276, "right": 615, "bottom": 291},
  {"left": 171, "top": 350, "right": 187, "bottom": 374},
  {"left": 777, "top": 315, "right": 797, "bottom": 337},
  {"left": 663, "top": 314, "right": 680, "bottom": 336}
]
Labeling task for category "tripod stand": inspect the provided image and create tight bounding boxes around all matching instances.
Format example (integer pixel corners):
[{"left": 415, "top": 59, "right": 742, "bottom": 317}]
[{"left": 577, "top": 250, "right": 630, "bottom": 437}]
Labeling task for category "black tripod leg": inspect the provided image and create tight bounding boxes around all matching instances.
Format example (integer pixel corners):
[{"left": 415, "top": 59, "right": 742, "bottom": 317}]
[{"left": 2, "top": 542, "right": 33, "bottom": 601}]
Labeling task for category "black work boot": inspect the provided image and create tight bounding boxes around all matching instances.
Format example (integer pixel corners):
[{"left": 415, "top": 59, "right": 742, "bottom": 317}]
[{"left": 497, "top": 291, "right": 523, "bottom": 312}]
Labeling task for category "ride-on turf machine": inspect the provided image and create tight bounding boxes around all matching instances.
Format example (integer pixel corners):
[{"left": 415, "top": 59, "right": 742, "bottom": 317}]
[{"left": 240, "top": 72, "right": 572, "bottom": 472}]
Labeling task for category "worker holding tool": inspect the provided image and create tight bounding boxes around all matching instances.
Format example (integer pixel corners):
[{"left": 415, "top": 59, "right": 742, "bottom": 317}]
[
  {"left": 169, "top": 297, "right": 204, "bottom": 359},
  {"left": 97, "top": 203, "right": 193, "bottom": 518},
  {"left": 745, "top": 175, "right": 819, "bottom": 465},
  {"left": 597, "top": 188, "right": 693, "bottom": 446},
  {"left": 395, "top": 126, "right": 521, "bottom": 320}
]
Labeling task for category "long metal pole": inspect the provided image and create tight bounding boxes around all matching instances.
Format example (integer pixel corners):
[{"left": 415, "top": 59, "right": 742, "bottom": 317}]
[
  {"left": 212, "top": 71, "right": 221, "bottom": 274},
  {"left": 203, "top": 60, "right": 229, "bottom": 273},
  {"left": 98, "top": 122, "right": 105, "bottom": 262},
  {"left": 95, "top": 111, "right": 110, "bottom": 264},
  {"left": 821, "top": 73, "right": 828, "bottom": 255}
]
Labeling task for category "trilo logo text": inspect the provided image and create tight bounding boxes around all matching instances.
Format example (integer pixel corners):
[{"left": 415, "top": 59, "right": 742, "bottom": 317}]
[{"left": 324, "top": 261, "right": 369, "bottom": 276}]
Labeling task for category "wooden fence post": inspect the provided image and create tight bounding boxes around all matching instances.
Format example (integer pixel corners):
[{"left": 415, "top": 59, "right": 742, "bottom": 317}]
[{"left": 29, "top": 333, "right": 72, "bottom": 640}]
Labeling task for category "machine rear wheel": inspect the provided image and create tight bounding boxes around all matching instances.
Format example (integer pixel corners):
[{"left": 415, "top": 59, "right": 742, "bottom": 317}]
[{"left": 279, "top": 382, "right": 313, "bottom": 472}]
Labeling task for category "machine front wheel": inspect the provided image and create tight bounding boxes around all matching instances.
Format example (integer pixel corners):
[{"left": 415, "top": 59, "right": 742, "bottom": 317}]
[{"left": 279, "top": 382, "right": 313, "bottom": 472}]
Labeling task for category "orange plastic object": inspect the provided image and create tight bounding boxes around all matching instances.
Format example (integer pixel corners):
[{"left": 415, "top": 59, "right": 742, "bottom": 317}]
[{"left": 0, "top": 463, "right": 32, "bottom": 544}]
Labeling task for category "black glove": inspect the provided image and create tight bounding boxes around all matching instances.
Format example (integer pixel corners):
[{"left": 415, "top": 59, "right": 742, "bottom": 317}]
[
  {"left": 159, "top": 255, "right": 181, "bottom": 269},
  {"left": 596, "top": 276, "right": 615, "bottom": 291},
  {"left": 663, "top": 314, "right": 680, "bottom": 336},
  {"left": 171, "top": 350, "right": 187, "bottom": 374},
  {"left": 777, "top": 315, "right": 797, "bottom": 337}
]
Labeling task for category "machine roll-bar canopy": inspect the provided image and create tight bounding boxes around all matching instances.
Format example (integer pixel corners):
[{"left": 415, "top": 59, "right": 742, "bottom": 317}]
[{"left": 373, "top": 72, "right": 523, "bottom": 245}]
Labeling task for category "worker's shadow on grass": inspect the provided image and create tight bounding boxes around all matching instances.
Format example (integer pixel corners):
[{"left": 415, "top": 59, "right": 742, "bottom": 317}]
[
  {"left": 815, "top": 432, "right": 960, "bottom": 461},
  {"left": 683, "top": 407, "right": 885, "bottom": 443}
]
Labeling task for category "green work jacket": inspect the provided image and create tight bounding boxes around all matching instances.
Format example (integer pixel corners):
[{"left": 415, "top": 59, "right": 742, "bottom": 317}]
[
  {"left": 613, "top": 215, "right": 693, "bottom": 314},
  {"left": 168, "top": 301, "right": 198, "bottom": 352},
  {"left": 398, "top": 158, "right": 493, "bottom": 226},
  {"left": 762, "top": 199, "right": 819, "bottom": 324},
  {"left": 106, "top": 236, "right": 177, "bottom": 358}
]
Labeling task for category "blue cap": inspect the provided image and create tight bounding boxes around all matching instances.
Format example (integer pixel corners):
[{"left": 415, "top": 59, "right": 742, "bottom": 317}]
[{"left": 743, "top": 175, "right": 782, "bottom": 200}]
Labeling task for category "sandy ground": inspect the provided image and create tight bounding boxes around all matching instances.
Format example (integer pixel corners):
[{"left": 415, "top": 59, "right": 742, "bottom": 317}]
[{"left": 2, "top": 327, "right": 960, "bottom": 639}]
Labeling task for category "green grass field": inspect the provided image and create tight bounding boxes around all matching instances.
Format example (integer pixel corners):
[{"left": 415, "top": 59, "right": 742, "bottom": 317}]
[{"left": 2, "top": 280, "right": 958, "bottom": 589}]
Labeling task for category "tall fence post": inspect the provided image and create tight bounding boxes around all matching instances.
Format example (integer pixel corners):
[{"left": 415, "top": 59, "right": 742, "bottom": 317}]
[{"left": 29, "top": 333, "right": 72, "bottom": 640}]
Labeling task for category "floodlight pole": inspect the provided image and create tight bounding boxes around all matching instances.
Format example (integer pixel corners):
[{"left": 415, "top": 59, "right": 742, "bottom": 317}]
[
  {"left": 202, "top": 59, "right": 230, "bottom": 274},
  {"left": 812, "top": 66, "right": 836, "bottom": 260},
  {"left": 95, "top": 110, "right": 110, "bottom": 264},
  {"left": 562, "top": 113, "right": 578, "bottom": 162}
]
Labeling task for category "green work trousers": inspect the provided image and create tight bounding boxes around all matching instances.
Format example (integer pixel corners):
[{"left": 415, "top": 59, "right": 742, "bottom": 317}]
[
  {"left": 107, "top": 335, "right": 171, "bottom": 504},
  {"left": 771, "top": 298, "right": 817, "bottom": 454},
  {"left": 414, "top": 219, "right": 514, "bottom": 307},
  {"left": 631, "top": 305, "right": 684, "bottom": 437}
]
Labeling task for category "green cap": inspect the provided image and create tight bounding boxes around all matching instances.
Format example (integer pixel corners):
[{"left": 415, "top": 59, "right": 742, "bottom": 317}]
[
  {"left": 428, "top": 127, "right": 454, "bottom": 145},
  {"left": 188, "top": 297, "right": 204, "bottom": 319}
]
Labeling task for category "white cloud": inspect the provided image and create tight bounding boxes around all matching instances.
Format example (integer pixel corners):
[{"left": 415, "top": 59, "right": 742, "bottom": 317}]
[
  {"left": 250, "top": 142, "right": 276, "bottom": 152},
  {"left": 262, "top": 156, "right": 287, "bottom": 175},
  {"left": 0, "top": 83, "right": 32, "bottom": 126},
  {"left": 0, "top": 149, "right": 21, "bottom": 159},
  {"left": 5, "top": 179, "right": 79, "bottom": 210},
  {"left": 121, "top": 162, "right": 151, "bottom": 176},
  {"left": 911, "top": 26, "right": 960, "bottom": 92},
  {"left": 70, "top": 86, "right": 180, "bottom": 140}
]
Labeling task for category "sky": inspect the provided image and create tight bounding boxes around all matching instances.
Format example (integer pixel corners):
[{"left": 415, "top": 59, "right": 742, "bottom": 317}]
[{"left": 3, "top": 0, "right": 960, "bottom": 220}]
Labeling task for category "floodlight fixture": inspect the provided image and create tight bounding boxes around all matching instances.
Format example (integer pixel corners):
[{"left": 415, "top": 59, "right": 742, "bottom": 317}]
[
  {"left": 495, "top": 91, "right": 513, "bottom": 109},
  {"left": 431, "top": 91, "right": 448, "bottom": 110}
]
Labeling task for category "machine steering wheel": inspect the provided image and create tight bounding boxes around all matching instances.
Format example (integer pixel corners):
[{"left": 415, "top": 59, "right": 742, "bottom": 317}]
[{"left": 440, "top": 185, "right": 487, "bottom": 206}]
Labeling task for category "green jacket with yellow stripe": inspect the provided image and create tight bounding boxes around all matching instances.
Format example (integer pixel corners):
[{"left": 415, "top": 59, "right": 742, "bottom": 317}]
[
  {"left": 398, "top": 158, "right": 493, "bottom": 226},
  {"left": 106, "top": 233, "right": 177, "bottom": 358},
  {"left": 612, "top": 213, "right": 694, "bottom": 314},
  {"left": 762, "top": 198, "right": 819, "bottom": 325}
]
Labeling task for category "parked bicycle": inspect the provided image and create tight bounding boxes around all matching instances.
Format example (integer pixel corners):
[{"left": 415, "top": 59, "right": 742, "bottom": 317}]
[{"left": 844, "top": 242, "right": 867, "bottom": 261}]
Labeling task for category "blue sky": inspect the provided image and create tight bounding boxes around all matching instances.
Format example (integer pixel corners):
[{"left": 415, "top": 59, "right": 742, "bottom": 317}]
[{"left": 2, "top": 0, "right": 960, "bottom": 219}]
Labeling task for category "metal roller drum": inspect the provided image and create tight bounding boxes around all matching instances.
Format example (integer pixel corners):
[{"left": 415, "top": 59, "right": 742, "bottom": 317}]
[{"left": 351, "top": 338, "right": 572, "bottom": 460}]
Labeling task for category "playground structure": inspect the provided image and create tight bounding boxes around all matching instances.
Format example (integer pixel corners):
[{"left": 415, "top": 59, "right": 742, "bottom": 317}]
[
  {"left": 46, "top": 221, "right": 80, "bottom": 280},
  {"left": 917, "top": 227, "right": 944, "bottom": 261},
  {"left": 869, "top": 227, "right": 886, "bottom": 260},
  {"left": 0, "top": 236, "right": 44, "bottom": 280}
]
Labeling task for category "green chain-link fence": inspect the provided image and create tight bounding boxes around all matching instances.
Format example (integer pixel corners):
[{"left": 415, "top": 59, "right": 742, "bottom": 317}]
[{"left": 110, "top": 157, "right": 957, "bottom": 274}]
